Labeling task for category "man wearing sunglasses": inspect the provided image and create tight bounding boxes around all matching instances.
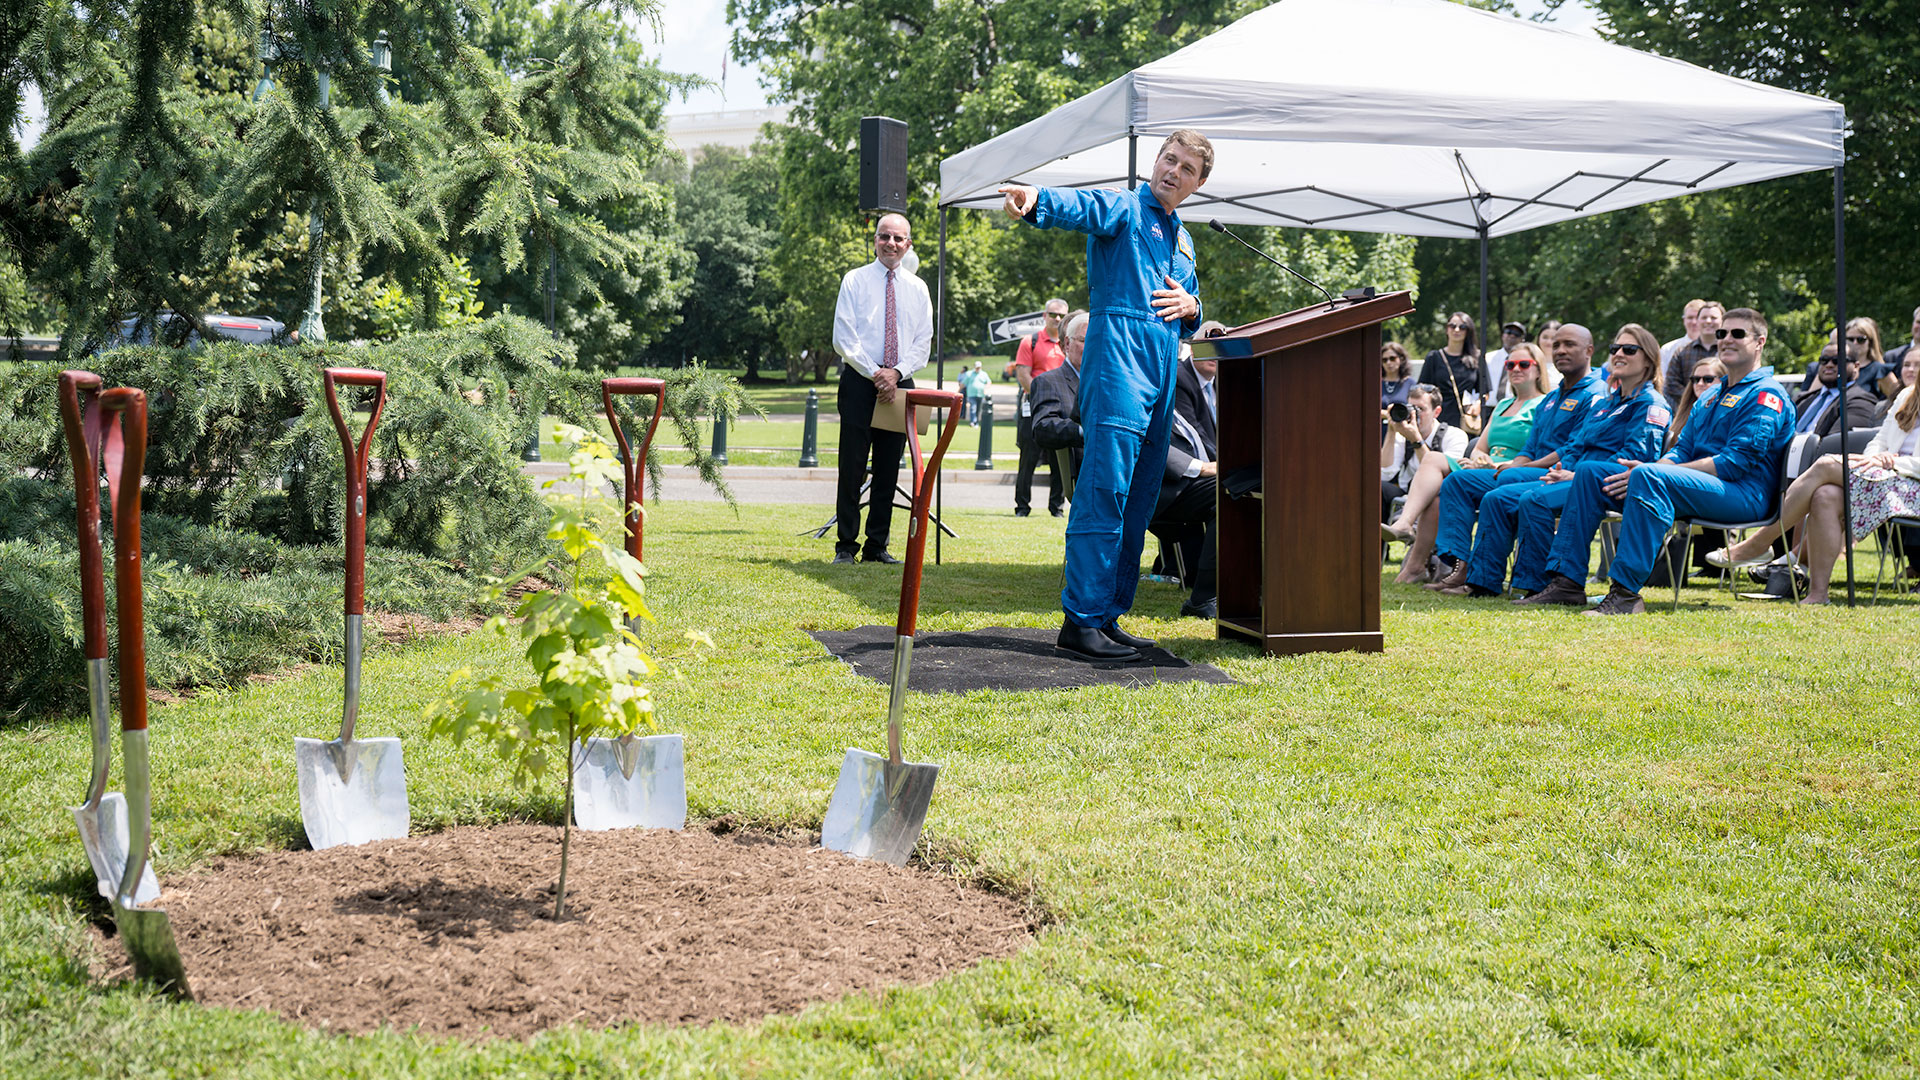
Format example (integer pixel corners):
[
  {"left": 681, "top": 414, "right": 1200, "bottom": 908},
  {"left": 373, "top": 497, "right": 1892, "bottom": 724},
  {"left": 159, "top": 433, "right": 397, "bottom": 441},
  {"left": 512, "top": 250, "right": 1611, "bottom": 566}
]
[
  {"left": 1794, "top": 343, "right": 1879, "bottom": 441},
  {"left": 1427, "top": 324, "right": 1607, "bottom": 594},
  {"left": 1540, "top": 309, "right": 1795, "bottom": 615}
]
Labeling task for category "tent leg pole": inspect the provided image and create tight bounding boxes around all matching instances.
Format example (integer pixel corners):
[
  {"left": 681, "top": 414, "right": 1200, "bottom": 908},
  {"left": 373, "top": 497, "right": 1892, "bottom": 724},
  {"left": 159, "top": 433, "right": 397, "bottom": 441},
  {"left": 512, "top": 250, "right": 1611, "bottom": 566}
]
[
  {"left": 1835, "top": 161, "right": 1852, "bottom": 606},
  {"left": 936, "top": 206, "right": 948, "bottom": 567},
  {"left": 1478, "top": 225, "right": 1490, "bottom": 365},
  {"left": 1128, "top": 134, "right": 1138, "bottom": 190}
]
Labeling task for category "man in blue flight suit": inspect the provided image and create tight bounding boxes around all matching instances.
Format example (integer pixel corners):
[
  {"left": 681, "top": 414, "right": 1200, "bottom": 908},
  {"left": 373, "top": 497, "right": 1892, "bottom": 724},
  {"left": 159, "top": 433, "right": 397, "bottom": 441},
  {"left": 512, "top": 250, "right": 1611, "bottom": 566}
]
[
  {"left": 1452, "top": 327, "right": 1671, "bottom": 599},
  {"left": 1427, "top": 324, "right": 1608, "bottom": 593},
  {"left": 1527, "top": 307, "right": 1796, "bottom": 614},
  {"left": 999, "top": 130, "right": 1210, "bottom": 662}
]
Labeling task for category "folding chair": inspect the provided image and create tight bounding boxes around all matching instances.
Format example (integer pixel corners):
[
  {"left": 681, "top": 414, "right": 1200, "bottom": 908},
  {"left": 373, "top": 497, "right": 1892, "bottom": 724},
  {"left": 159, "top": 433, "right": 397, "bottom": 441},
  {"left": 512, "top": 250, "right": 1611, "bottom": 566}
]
[
  {"left": 1664, "top": 437, "right": 1812, "bottom": 611},
  {"left": 1873, "top": 515, "right": 1920, "bottom": 602}
]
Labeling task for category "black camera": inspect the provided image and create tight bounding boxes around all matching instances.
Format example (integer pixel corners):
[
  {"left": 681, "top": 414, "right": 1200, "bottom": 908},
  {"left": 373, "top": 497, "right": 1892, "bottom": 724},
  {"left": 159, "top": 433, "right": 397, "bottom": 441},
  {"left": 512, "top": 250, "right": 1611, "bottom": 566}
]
[{"left": 1387, "top": 402, "right": 1411, "bottom": 424}]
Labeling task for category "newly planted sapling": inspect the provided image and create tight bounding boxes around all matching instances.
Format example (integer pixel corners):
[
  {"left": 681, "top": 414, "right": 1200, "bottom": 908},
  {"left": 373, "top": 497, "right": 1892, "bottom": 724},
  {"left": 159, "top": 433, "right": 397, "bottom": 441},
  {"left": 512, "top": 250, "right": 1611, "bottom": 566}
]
[{"left": 424, "top": 423, "right": 656, "bottom": 919}]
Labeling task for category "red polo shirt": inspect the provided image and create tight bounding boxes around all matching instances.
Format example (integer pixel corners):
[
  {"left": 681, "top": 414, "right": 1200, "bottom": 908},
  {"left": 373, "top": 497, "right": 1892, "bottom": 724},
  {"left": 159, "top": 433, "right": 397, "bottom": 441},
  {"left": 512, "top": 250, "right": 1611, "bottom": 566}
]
[{"left": 1014, "top": 328, "right": 1067, "bottom": 378}]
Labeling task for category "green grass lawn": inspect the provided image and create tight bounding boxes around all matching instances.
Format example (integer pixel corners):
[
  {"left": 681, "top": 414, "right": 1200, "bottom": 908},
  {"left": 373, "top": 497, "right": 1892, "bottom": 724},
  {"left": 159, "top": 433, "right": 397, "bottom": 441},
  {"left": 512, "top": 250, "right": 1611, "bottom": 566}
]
[{"left": 4, "top": 503, "right": 1917, "bottom": 1077}]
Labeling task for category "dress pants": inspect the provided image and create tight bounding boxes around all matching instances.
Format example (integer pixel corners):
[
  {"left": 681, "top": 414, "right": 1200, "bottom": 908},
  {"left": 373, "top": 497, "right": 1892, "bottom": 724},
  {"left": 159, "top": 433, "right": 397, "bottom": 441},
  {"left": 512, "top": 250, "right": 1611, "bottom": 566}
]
[
  {"left": 834, "top": 366, "right": 913, "bottom": 558},
  {"left": 1014, "top": 401, "right": 1064, "bottom": 513}
]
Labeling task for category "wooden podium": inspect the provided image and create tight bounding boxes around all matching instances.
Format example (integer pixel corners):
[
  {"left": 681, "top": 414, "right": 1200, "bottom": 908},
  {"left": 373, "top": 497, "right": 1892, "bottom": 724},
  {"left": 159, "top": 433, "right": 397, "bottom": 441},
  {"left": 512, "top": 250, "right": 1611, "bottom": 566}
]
[{"left": 1188, "top": 291, "right": 1414, "bottom": 656}]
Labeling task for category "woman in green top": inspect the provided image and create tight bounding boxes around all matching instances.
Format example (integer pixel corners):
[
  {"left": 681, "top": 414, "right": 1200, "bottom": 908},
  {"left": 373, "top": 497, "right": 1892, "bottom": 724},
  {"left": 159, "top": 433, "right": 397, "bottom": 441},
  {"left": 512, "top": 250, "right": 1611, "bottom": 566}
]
[{"left": 1383, "top": 342, "right": 1553, "bottom": 583}]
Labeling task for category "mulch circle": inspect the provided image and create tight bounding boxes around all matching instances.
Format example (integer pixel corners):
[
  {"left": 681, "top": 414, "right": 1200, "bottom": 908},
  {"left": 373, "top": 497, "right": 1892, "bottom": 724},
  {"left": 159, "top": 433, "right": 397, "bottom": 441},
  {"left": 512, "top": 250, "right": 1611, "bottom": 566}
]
[
  {"left": 99, "top": 823, "right": 1035, "bottom": 1040},
  {"left": 810, "top": 625, "right": 1235, "bottom": 694}
]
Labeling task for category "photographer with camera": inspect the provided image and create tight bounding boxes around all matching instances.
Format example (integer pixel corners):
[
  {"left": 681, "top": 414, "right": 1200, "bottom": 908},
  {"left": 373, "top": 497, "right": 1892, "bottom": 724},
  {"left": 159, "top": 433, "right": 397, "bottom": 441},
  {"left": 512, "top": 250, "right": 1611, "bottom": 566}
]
[{"left": 1382, "top": 383, "right": 1469, "bottom": 533}]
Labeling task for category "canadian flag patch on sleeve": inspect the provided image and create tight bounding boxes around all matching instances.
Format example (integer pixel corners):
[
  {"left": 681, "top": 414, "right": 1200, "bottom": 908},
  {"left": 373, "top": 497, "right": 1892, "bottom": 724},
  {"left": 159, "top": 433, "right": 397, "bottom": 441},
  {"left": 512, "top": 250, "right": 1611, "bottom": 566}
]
[
  {"left": 1758, "top": 391, "right": 1783, "bottom": 413},
  {"left": 1648, "top": 406, "right": 1671, "bottom": 428}
]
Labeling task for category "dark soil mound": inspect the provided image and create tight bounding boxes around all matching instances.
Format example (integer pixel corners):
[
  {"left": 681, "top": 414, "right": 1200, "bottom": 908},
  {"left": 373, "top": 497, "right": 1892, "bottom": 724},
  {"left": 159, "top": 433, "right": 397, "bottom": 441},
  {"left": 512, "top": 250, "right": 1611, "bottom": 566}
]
[{"left": 100, "top": 823, "right": 1034, "bottom": 1040}]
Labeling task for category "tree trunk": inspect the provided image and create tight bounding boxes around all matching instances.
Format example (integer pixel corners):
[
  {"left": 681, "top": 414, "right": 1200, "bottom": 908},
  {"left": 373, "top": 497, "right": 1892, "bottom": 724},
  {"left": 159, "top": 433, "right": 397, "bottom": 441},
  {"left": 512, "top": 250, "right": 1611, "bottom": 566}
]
[{"left": 555, "top": 713, "right": 574, "bottom": 920}]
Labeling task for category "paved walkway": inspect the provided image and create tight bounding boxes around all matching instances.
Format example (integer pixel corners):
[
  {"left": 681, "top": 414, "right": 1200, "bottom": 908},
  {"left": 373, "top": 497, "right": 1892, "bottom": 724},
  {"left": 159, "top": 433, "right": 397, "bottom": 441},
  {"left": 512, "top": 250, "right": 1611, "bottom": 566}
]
[{"left": 524, "top": 461, "right": 1050, "bottom": 510}]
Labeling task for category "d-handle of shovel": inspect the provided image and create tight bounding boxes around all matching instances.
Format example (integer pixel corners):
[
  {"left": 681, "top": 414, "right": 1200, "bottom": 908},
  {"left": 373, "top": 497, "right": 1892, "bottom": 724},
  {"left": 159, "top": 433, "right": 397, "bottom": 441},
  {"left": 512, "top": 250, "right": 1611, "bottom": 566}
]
[
  {"left": 59, "top": 371, "right": 117, "bottom": 809},
  {"left": 896, "top": 389, "right": 964, "bottom": 640},
  {"left": 601, "top": 378, "right": 666, "bottom": 562},
  {"left": 98, "top": 388, "right": 155, "bottom": 907},
  {"left": 324, "top": 368, "right": 385, "bottom": 747}
]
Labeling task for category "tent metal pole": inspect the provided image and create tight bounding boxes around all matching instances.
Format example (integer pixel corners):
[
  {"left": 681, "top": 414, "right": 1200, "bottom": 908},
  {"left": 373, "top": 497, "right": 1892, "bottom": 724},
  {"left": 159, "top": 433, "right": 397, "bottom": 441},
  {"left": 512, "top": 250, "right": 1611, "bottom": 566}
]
[
  {"left": 1128, "top": 133, "right": 1138, "bottom": 190},
  {"left": 1478, "top": 225, "right": 1490, "bottom": 362},
  {"left": 1835, "top": 161, "right": 1852, "bottom": 606},
  {"left": 936, "top": 206, "right": 948, "bottom": 567}
]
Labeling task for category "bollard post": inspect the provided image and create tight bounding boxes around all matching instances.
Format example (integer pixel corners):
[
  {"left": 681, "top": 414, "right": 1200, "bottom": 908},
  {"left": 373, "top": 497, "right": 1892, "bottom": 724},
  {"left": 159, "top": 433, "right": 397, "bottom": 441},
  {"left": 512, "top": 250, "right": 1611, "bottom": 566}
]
[
  {"left": 711, "top": 413, "right": 728, "bottom": 466},
  {"left": 799, "top": 388, "right": 819, "bottom": 467},
  {"left": 975, "top": 397, "right": 995, "bottom": 470},
  {"left": 522, "top": 418, "right": 544, "bottom": 462}
]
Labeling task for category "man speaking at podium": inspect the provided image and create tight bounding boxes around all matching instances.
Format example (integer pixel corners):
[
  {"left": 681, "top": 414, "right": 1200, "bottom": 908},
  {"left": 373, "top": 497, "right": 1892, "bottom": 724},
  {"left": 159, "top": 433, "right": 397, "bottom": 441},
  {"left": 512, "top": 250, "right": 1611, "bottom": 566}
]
[{"left": 1000, "top": 129, "right": 1211, "bottom": 662}]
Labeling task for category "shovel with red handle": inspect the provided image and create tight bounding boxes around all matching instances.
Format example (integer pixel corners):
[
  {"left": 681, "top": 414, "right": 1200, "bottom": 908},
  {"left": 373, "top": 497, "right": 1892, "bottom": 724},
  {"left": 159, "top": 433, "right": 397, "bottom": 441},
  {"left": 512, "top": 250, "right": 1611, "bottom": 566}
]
[
  {"left": 571, "top": 377, "right": 685, "bottom": 832},
  {"left": 293, "top": 367, "right": 410, "bottom": 849},
  {"left": 60, "top": 371, "right": 160, "bottom": 905},
  {"left": 821, "top": 388, "right": 964, "bottom": 865},
  {"left": 98, "top": 387, "right": 192, "bottom": 998}
]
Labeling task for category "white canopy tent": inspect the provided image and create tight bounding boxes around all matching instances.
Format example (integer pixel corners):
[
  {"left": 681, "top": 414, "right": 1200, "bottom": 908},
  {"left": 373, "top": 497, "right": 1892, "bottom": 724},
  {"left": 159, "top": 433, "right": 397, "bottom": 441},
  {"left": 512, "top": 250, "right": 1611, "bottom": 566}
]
[
  {"left": 930, "top": 0, "right": 1866, "bottom": 597},
  {"left": 937, "top": 0, "right": 1844, "bottom": 240}
]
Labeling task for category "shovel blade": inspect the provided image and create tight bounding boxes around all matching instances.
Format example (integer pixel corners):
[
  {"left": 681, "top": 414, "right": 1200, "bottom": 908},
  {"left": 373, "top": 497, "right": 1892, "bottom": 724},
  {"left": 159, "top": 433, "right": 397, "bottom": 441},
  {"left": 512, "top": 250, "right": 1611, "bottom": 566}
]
[
  {"left": 72, "top": 794, "right": 159, "bottom": 904},
  {"left": 113, "top": 900, "right": 192, "bottom": 999},
  {"left": 294, "top": 736, "right": 409, "bottom": 850},
  {"left": 821, "top": 748, "right": 939, "bottom": 866},
  {"left": 572, "top": 734, "right": 687, "bottom": 831}
]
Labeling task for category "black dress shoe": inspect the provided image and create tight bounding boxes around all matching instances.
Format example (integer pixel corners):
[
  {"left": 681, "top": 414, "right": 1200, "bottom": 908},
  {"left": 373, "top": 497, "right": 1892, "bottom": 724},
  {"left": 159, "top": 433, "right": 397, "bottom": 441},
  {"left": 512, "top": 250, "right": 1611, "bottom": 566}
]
[
  {"left": 831, "top": 551, "right": 856, "bottom": 565},
  {"left": 861, "top": 550, "right": 902, "bottom": 565},
  {"left": 1101, "top": 623, "right": 1157, "bottom": 650},
  {"left": 1179, "top": 596, "right": 1217, "bottom": 619},
  {"left": 1514, "top": 573, "right": 1587, "bottom": 606},
  {"left": 1050, "top": 507, "right": 1065, "bottom": 517},
  {"left": 1013, "top": 507, "right": 1031, "bottom": 518},
  {"left": 1056, "top": 621, "right": 1139, "bottom": 661}
]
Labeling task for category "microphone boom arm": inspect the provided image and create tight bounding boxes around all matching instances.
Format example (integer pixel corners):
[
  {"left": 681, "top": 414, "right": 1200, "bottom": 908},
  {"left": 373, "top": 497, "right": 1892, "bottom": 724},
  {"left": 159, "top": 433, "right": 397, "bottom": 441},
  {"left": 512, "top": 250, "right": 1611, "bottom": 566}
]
[{"left": 1208, "top": 219, "right": 1337, "bottom": 310}]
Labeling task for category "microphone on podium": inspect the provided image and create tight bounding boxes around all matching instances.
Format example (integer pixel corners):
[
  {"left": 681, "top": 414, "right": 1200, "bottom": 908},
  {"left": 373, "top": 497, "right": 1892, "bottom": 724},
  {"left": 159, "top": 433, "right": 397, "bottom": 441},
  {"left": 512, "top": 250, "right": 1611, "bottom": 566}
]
[{"left": 1207, "top": 219, "right": 1338, "bottom": 310}]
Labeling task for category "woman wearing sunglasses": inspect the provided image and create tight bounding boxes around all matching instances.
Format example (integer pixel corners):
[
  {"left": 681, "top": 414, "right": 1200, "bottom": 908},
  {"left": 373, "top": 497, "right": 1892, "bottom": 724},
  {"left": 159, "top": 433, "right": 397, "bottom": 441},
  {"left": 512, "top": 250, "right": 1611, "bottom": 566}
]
[
  {"left": 1423, "top": 312, "right": 1481, "bottom": 432},
  {"left": 1383, "top": 343, "right": 1551, "bottom": 583}
]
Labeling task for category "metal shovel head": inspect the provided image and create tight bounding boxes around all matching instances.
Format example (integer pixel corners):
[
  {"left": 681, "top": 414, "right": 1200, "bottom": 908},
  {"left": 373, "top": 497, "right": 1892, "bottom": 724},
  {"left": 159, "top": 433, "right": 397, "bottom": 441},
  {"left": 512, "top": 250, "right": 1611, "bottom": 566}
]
[
  {"left": 294, "top": 736, "right": 409, "bottom": 850},
  {"left": 820, "top": 748, "right": 940, "bottom": 866},
  {"left": 71, "top": 793, "right": 159, "bottom": 904},
  {"left": 113, "top": 896, "right": 192, "bottom": 999},
  {"left": 572, "top": 733, "right": 687, "bottom": 831}
]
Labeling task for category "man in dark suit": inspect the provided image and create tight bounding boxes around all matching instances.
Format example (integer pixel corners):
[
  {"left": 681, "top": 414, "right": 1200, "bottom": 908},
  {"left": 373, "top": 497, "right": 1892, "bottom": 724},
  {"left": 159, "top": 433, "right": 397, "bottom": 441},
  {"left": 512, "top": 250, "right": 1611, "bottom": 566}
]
[
  {"left": 1030, "top": 312, "right": 1087, "bottom": 487},
  {"left": 1173, "top": 321, "right": 1223, "bottom": 451},
  {"left": 1795, "top": 344, "right": 1879, "bottom": 441}
]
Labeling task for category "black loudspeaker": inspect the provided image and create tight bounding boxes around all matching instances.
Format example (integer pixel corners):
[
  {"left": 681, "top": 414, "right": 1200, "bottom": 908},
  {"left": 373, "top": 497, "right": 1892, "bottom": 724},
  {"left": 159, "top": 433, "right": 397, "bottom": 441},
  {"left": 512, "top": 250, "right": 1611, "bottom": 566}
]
[{"left": 860, "top": 116, "right": 908, "bottom": 214}]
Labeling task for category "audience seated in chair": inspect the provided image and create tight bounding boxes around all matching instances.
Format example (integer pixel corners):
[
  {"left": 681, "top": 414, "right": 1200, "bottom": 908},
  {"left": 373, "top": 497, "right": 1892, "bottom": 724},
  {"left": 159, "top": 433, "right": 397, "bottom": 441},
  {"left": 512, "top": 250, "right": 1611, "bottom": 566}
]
[
  {"left": 1527, "top": 308, "right": 1797, "bottom": 615},
  {"left": 1383, "top": 345, "right": 1550, "bottom": 583},
  {"left": 1426, "top": 324, "right": 1607, "bottom": 593},
  {"left": 1704, "top": 384, "right": 1920, "bottom": 605},
  {"left": 1453, "top": 323, "right": 1671, "bottom": 600},
  {"left": 1381, "top": 384, "right": 1470, "bottom": 579}
]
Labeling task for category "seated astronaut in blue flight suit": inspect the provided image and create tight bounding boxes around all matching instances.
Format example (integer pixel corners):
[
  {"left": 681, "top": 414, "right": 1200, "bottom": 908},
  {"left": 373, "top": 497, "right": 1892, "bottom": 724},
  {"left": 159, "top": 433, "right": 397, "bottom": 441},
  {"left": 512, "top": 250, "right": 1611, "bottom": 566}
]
[
  {"left": 1525, "top": 307, "right": 1796, "bottom": 614},
  {"left": 999, "top": 130, "right": 1211, "bottom": 662},
  {"left": 1457, "top": 323, "right": 1672, "bottom": 600}
]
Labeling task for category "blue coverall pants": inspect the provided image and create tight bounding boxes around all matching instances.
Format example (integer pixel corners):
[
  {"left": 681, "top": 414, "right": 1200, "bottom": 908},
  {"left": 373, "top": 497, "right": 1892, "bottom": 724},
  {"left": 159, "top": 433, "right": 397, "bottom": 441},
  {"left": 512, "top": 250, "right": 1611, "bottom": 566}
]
[
  {"left": 1545, "top": 461, "right": 1628, "bottom": 586},
  {"left": 1606, "top": 463, "right": 1770, "bottom": 593},
  {"left": 1460, "top": 468, "right": 1555, "bottom": 593},
  {"left": 1062, "top": 312, "right": 1176, "bottom": 628},
  {"left": 1507, "top": 479, "right": 1580, "bottom": 593},
  {"left": 1436, "top": 466, "right": 1546, "bottom": 564}
]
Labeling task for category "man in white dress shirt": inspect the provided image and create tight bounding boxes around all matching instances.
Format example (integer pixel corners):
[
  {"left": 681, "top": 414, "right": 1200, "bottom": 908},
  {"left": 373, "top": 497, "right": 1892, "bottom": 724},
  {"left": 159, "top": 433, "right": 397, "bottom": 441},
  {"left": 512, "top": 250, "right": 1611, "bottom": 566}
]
[{"left": 830, "top": 213, "right": 934, "bottom": 564}]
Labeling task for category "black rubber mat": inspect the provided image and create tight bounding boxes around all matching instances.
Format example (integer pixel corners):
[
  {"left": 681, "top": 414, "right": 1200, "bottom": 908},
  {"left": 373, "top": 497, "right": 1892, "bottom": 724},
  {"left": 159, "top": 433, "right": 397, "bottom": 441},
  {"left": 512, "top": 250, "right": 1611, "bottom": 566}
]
[{"left": 808, "top": 626, "right": 1234, "bottom": 694}]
